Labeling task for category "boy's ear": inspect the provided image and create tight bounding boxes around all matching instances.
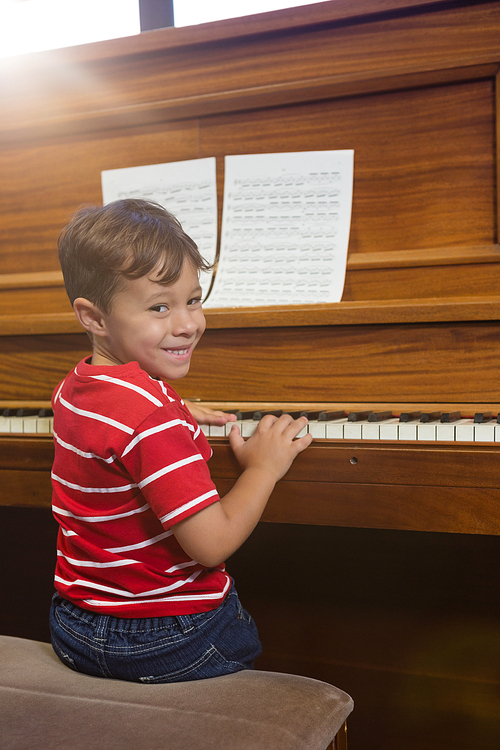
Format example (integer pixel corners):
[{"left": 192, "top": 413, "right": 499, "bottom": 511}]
[{"left": 73, "top": 297, "right": 108, "bottom": 337}]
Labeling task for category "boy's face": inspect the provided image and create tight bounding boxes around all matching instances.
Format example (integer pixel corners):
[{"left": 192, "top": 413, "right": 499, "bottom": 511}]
[{"left": 92, "top": 260, "right": 206, "bottom": 381}]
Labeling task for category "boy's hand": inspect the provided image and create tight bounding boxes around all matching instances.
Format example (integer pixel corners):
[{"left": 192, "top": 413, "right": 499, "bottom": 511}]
[
  {"left": 173, "top": 413, "right": 312, "bottom": 567},
  {"left": 228, "top": 414, "right": 312, "bottom": 483},
  {"left": 185, "top": 401, "right": 237, "bottom": 426}
]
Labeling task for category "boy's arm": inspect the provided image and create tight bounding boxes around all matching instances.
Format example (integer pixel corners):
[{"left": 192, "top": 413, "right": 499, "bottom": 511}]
[{"left": 172, "top": 414, "right": 312, "bottom": 567}]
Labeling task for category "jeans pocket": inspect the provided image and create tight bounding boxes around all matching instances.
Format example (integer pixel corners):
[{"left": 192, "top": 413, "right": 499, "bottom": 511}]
[
  {"left": 138, "top": 643, "right": 245, "bottom": 683},
  {"left": 51, "top": 639, "right": 80, "bottom": 672}
]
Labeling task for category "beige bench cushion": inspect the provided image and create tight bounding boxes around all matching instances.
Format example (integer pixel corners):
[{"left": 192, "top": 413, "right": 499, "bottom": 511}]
[{"left": 0, "top": 636, "right": 353, "bottom": 750}]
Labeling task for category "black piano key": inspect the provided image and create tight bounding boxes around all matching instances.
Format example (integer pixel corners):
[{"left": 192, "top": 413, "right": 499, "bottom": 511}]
[
  {"left": 37, "top": 408, "right": 53, "bottom": 418},
  {"left": 233, "top": 411, "right": 258, "bottom": 420},
  {"left": 284, "top": 410, "right": 318, "bottom": 419},
  {"left": 318, "top": 410, "right": 347, "bottom": 422},
  {"left": 347, "top": 411, "right": 372, "bottom": 422},
  {"left": 368, "top": 411, "right": 393, "bottom": 422},
  {"left": 225, "top": 410, "right": 272, "bottom": 420},
  {"left": 252, "top": 410, "right": 283, "bottom": 420},
  {"left": 440, "top": 411, "right": 461, "bottom": 423},
  {"left": 474, "top": 412, "right": 493, "bottom": 423},
  {"left": 420, "top": 411, "right": 442, "bottom": 423},
  {"left": 399, "top": 411, "right": 421, "bottom": 423},
  {"left": 15, "top": 408, "right": 39, "bottom": 417}
]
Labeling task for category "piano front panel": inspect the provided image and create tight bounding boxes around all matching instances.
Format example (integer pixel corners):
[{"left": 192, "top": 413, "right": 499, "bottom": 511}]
[
  {"left": 180, "top": 321, "right": 500, "bottom": 404},
  {"left": 0, "top": 320, "right": 496, "bottom": 404}
]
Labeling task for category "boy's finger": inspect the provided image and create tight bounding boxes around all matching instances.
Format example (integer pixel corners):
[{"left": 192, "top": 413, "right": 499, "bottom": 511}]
[
  {"left": 228, "top": 423, "right": 244, "bottom": 450},
  {"left": 284, "top": 415, "right": 309, "bottom": 438}
]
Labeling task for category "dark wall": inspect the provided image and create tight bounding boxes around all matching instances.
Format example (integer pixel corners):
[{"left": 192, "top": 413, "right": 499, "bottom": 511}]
[{"left": 1, "top": 508, "right": 499, "bottom": 750}]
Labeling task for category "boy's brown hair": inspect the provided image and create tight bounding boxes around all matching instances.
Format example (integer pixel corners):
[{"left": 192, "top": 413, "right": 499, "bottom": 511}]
[{"left": 58, "top": 199, "right": 211, "bottom": 313}]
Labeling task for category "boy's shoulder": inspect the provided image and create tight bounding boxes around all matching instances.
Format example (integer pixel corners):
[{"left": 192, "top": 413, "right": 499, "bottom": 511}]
[{"left": 53, "top": 358, "right": 185, "bottom": 426}]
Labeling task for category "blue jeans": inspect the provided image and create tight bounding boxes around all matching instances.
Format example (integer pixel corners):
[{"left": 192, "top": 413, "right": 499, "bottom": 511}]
[{"left": 49, "top": 585, "right": 261, "bottom": 683}]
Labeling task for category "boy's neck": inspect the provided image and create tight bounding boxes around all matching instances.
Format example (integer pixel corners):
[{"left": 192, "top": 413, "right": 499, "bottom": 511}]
[{"left": 90, "top": 351, "right": 121, "bottom": 367}]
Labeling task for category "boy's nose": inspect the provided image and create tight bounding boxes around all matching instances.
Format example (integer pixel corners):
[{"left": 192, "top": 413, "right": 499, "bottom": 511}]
[{"left": 172, "top": 311, "right": 198, "bottom": 336}]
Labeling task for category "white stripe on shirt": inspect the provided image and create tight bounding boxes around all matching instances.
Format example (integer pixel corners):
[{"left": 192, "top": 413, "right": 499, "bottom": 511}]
[
  {"left": 52, "top": 501, "right": 149, "bottom": 522},
  {"left": 83, "top": 575, "right": 231, "bottom": 608},
  {"left": 61, "top": 528, "right": 78, "bottom": 537},
  {"left": 105, "top": 529, "right": 173, "bottom": 553},
  {"left": 59, "top": 395, "right": 134, "bottom": 434},
  {"left": 153, "top": 378, "right": 174, "bottom": 400},
  {"left": 87, "top": 374, "right": 163, "bottom": 407},
  {"left": 51, "top": 474, "right": 138, "bottom": 495},
  {"left": 53, "top": 380, "right": 64, "bottom": 403},
  {"left": 122, "top": 418, "right": 195, "bottom": 458},
  {"left": 138, "top": 453, "right": 204, "bottom": 489},
  {"left": 165, "top": 560, "right": 198, "bottom": 573},
  {"left": 53, "top": 430, "right": 117, "bottom": 464},
  {"left": 54, "top": 569, "right": 201, "bottom": 598},
  {"left": 57, "top": 551, "right": 138, "bottom": 568},
  {"left": 159, "top": 489, "right": 219, "bottom": 524}
]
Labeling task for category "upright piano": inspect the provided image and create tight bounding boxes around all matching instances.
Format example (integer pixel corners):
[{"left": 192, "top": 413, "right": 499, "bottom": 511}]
[{"left": 0, "top": 2, "right": 499, "bottom": 748}]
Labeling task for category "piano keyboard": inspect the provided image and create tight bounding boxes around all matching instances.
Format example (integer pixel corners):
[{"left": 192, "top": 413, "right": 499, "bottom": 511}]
[
  {"left": 0, "top": 408, "right": 54, "bottom": 435},
  {"left": 2, "top": 407, "right": 500, "bottom": 443},
  {"left": 201, "top": 409, "right": 500, "bottom": 443}
]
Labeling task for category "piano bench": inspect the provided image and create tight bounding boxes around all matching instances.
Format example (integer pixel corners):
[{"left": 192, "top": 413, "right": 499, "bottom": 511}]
[{"left": 0, "top": 635, "right": 353, "bottom": 750}]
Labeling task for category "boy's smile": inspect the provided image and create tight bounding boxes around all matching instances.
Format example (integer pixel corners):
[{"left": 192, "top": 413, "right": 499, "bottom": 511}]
[{"left": 90, "top": 261, "right": 206, "bottom": 382}]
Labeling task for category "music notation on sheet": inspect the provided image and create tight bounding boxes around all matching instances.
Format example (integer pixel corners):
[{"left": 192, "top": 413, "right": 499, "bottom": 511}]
[
  {"left": 101, "top": 151, "right": 354, "bottom": 308},
  {"left": 101, "top": 157, "right": 218, "bottom": 298},
  {"left": 204, "top": 150, "right": 354, "bottom": 308}
]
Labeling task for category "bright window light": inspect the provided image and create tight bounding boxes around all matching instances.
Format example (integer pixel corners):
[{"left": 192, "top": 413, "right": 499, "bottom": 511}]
[
  {"left": 0, "top": 1, "right": 331, "bottom": 59},
  {"left": 0, "top": 0, "right": 140, "bottom": 58},
  {"left": 173, "top": 0, "right": 330, "bottom": 27}
]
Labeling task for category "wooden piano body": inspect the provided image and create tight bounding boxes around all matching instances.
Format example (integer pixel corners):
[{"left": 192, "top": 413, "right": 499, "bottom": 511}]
[{"left": 0, "top": 2, "right": 499, "bottom": 748}]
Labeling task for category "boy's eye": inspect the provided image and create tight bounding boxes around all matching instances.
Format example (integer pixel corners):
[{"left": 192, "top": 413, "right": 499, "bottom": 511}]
[
  {"left": 150, "top": 304, "right": 168, "bottom": 313},
  {"left": 188, "top": 297, "right": 202, "bottom": 306}
]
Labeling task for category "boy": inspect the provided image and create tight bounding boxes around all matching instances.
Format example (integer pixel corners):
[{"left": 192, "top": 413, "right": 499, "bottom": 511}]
[{"left": 50, "top": 198, "right": 312, "bottom": 683}]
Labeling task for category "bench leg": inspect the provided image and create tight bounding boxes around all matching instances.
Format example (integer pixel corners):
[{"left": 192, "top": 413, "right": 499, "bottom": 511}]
[{"left": 326, "top": 721, "right": 348, "bottom": 750}]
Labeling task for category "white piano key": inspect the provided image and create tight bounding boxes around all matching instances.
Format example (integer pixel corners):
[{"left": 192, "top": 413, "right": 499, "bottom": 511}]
[
  {"left": 361, "top": 422, "right": 380, "bottom": 440},
  {"left": 436, "top": 423, "right": 456, "bottom": 441},
  {"left": 200, "top": 424, "right": 210, "bottom": 436},
  {"left": 9, "top": 417, "right": 25, "bottom": 433},
  {"left": 455, "top": 419, "right": 475, "bottom": 442},
  {"left": 325, "top": 419, "right": 348, "bottom": 439},
  {"left": 307, "top": 421, "right": 327, "bottom": 438},
  {"left": 474, "top": 422, "right": 496, "bottom": 442},
  {"left": 22, "top": 417, "right": 39, "bottom": 434},
  {"left": 36, "top": 417, "right": 52, "bottom": 434},
  {"left": 398, "top": 421, "right": 419, "bottom": 441},
  {"left": 495, "top": 424, "right": 500, "bottom": 442},
  {"left": 417, "top": 422, "right": 438, "bottom": 441},
  {"left": 0, "top": 416, "right": 11, "bottom": 432},
  {"left": 343, "top": 421, "right": 363, "bottom": 440},
  {"left": 224, "top": 419, "right": 243, "bottom": 436},
  {"left": 208, "top": 424, "right": 226, "bottom": 437},
  {"left": 241, "top": 420, "right": 260, "bottom": 437},
  {"left": 379, "top": 419, "right": 399, "bottom": 441}
]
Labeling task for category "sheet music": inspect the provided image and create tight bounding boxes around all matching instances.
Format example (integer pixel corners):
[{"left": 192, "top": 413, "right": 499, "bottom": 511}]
[
  {"left": 203, "top": 150, "right": 354, "bottom": 308},
  {"left": 101, "top": 158, "right": 217, "bottom": 298}
]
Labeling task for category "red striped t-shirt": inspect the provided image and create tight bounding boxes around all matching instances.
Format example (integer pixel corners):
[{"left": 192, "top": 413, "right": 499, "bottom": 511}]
[{"left": 51, "top": 357, "right": 230, "bottom": 617}]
